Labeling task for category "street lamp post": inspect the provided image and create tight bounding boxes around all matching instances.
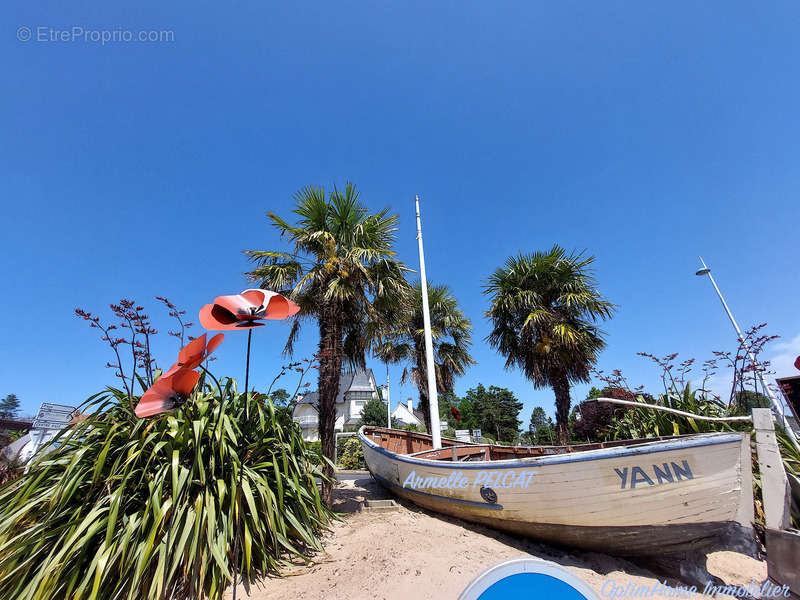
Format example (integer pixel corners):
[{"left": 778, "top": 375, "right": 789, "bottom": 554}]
[{"left": 695, "top": 256, "right": 799, "bottom": 448}]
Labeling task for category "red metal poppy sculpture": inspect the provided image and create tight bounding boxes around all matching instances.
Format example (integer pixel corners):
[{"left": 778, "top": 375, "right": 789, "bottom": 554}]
[
  {"left": 162, "top": 332, "right": 224, "bottom": 378},
  {"left": 199, "top": 288, "right": 299, "bottom": 330},
  {"left": 135, "top": 369, "right": 202, "bottom": 418},
  {"left": 135, "top": 333, "right": 224, "bottom": 418},
  {"left": 198, "top": 288, "right": 298, "bottom": 600}
]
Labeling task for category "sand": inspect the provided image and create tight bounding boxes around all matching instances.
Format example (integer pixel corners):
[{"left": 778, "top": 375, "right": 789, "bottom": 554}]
[{"left": 227, "top": 474, "right": 769, "bottom": 600}]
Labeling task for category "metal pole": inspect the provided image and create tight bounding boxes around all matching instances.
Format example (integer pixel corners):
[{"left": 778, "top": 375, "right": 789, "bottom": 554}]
[
  {"left": 385, "top": 363, "right": 391, "bottom": 428},
  {"left": 415, "top": 195, "right": 442, "bottom": 449},
  {"left": 697, "top": 257, "right": 799, "bottom": 448}
]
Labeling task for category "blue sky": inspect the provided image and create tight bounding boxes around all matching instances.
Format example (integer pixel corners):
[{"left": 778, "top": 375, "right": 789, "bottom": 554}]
[{"left": 2, "top": 2, "right": 799, "bottom": 424}]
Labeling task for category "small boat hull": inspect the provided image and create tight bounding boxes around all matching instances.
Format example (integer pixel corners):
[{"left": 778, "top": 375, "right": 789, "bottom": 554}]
[{"left": 359, "top": 427, "right": 755, "bottom": 556}]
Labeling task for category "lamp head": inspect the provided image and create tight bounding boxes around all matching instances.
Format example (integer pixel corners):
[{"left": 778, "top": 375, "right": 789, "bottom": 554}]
[{"left": 695, "top": 268, "right": 711, "bottom": 276}]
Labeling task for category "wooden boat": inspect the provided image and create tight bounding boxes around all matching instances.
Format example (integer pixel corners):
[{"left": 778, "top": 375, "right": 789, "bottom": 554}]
[{"left": 358, "top": 426, "right": 756, "bottom": 556}]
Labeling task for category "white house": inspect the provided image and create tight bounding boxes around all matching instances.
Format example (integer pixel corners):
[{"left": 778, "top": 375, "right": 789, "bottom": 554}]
[
  {"left": 391, "top": 398, "right": 424, "bottom": 428},
  {"left": 292, "top": 368, "right": 380, "bottom": 442}
]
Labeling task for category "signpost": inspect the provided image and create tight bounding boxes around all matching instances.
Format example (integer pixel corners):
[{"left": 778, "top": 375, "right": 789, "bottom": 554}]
[{"left": 23, "top": 402, "right": 78, "bottom": 462}]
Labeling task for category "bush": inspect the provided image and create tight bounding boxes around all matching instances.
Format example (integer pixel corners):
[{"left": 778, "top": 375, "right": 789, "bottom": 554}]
[
  {"left": 573, "top": 387, "right": 638, "bottom": 442},
  {"left": 402, "top": 423, "right": 426, "bottom": 433},
  {"left": 308, "top": 440, "right": 322, "bottom": 456},
  {"left": 0, "top": 381, "right": 333, "bottom": 600},
  {"left": 0, "top": 457, "right": 19, "bottom": 486},
  {"left": 336, "top": 436, "right": 365, "bottom": 469},
  {"left": 358, "top": 397, "right": 389, "bottom": 428}
]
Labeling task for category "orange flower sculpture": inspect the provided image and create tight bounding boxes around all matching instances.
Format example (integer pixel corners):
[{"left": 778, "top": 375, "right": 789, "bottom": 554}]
[
  {"left": 135, "top": 333, "right": 224, "bottom": 418},
  {"left": 197, "top": 288, "right": 297, "bottom": 600},
  {"left": 162, "top": 332, "right": 224, "bottom": 378},
  {"left": 199, "top": 288, "right": 299, "bottom": 330}
]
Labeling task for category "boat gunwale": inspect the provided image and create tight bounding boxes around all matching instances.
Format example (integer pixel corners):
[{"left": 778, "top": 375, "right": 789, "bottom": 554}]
[{"left": 358, "top": 426, "right": 747, "bottom": 470}]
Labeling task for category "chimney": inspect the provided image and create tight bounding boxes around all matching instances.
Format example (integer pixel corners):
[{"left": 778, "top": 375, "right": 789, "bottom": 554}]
[{"left": 407, "top": 398, "right": 413, "bottom": 412}]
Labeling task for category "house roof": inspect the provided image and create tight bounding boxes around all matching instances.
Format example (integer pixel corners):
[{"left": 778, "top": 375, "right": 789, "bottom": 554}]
[
  {"left": 391, "top": 402, "right": 423, "bottom": 426},
  {"left": 0, "top": 418, "right": 32, "bottom": 432},
  {"left": 344, "top": 369, "right": 376, "bottom": 392},
  {"left": 391, "top": 403, "right": 413, "bottom": 417},
  {"left": 295, "top": 368, "right": 376, "bottom": 405}
]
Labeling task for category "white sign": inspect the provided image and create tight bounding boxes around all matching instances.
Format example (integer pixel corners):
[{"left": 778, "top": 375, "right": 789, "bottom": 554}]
[
  {"left": 32, "top": 404, "right": 77, "bottom": 431},
  {"left": 455, "top": 429, "right": 471, "bottom": 442},
  {"left": 472, "top": 429, "right": 482, "bottom": 440},
  {"left": 24, "top": 402, "right": 78, "bottom": 462},
  {"left": 32, "top": 403, "right": 77, "bottom": 430}
]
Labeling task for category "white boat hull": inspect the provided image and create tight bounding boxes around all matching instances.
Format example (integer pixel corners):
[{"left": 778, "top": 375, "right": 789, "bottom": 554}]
[{"left": 358, "top": 427, "right": 755, "bottom": 556}]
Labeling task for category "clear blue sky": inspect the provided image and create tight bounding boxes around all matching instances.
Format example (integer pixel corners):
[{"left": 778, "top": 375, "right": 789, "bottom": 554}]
[{"left": 3, "top": 2, "right": 799, "bottom": 424}]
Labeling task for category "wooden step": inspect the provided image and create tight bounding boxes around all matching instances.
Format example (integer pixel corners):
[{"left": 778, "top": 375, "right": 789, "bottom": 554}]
[{"left": 362, "top": 499, "right": 400, "bottom": 512}]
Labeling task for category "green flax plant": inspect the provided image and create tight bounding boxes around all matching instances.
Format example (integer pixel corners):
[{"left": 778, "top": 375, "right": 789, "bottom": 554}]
[
  {"left": 0, "top": 376, "right": 333, "bottom": 600},
  {"left": 603, "top": 355, "right": 743, "bottom": 440},
  {"left": 607, "top": 381, "right": 737, "bottom": 439}
]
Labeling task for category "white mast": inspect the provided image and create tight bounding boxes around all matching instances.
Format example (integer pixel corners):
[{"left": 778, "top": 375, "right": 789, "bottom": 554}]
[
  {"left": 385, "top": 363, "right": 391, "bottom": 428},
  {"left": 415, "top": 195, "right": 442, "bottom": 449}
]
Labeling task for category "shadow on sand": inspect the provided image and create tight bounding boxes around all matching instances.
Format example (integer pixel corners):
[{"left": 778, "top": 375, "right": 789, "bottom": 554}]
[{"left": 347, "top": 473, "right": 737, "bottom": 589}]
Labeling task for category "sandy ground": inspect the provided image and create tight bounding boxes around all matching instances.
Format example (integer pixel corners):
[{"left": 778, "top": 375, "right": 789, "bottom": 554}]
[{"left": 226, "top": 474, "right": 769, "bottom": 600}]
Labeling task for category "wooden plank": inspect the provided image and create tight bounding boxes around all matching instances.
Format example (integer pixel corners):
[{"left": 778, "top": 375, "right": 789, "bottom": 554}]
[{"left": 753, "top": 408, "right": 791, "bottom": 530}]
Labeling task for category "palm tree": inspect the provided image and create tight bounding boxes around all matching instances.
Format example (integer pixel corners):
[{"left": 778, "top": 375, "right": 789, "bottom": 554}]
[
  {"left": 483, "top": 246, "right": 615, "bottom": 444},
  {"left": 244, "top": 184, "right": 411, "bottom": 505},
  {"left": 378, "top": 282, "right": 475, "bottom": 433}
]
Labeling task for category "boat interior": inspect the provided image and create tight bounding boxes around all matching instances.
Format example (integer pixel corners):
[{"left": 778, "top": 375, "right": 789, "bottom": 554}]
[{"left": 362, "top": 426, "right": 690, "bottom": 462}]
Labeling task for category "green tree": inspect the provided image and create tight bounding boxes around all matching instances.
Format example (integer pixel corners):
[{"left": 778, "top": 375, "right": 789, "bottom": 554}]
[
  {"left": 484, "top": 246, "right": 615, "bottom": 443},
  {"left": 465, "top": 384, "right": 523, "bottom": 443},
  {"left": 245, "top": 184, "right": 411, "bottom": 505},
  {"left": 457, "top": 397, "right": 478, "bottom": 431},
  {"left": 359, "top": 396, "right": 389, "bottom": 427},
  {"left": 731, "top": 389, "right": 771, "bottom": 416},
  {"left": 378, "top": 282, "right": 475, "bottom": 433},
  {"left": 0, "top": 395, "right": 20, "bottom": 419},
  {"left": 528, "top": 406, "right": 554, "bottom": 444},
  {"left": 268, "top": 388, "right": 290, "bottom": 406}
]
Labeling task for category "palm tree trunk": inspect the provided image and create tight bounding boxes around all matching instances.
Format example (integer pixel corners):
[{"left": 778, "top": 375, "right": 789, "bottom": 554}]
[
  {"left": 318, "top": 302, "right": 343, "bottom": 507},
  {"left": 551, "top": 370, "right": 572, "bottom": 444}
]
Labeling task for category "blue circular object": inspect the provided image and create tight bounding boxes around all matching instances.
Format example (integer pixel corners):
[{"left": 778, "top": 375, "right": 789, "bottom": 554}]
[{"left": 459, "top": 558, "right": 599, "bottom": 600}]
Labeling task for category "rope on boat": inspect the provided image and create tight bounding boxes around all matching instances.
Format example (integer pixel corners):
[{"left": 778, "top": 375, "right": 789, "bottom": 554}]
[{"left": 590, "top": 397, "right": 753, "bottom": 423}]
